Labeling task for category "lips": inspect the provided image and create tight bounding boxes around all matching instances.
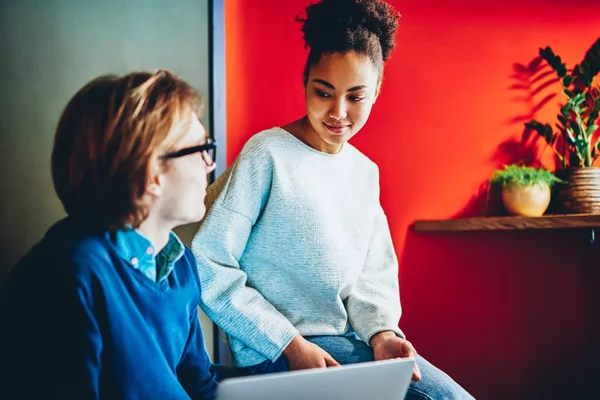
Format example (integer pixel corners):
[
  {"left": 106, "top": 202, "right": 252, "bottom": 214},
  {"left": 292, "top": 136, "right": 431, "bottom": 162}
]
[{"left": 323, "top": 122, "right": 350, "bottom": 134}]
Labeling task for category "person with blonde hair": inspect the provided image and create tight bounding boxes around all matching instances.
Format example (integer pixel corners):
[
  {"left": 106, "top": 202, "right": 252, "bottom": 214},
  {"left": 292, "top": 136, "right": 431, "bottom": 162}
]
[{"left": 1, "top": 70, "right": 219, "bottom": 399}]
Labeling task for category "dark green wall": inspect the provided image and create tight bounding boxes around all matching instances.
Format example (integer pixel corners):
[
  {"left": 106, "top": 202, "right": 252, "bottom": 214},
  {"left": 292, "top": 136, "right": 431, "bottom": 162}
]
[{"left": 0, "top": 0, "right": 214, "bottom": 356}]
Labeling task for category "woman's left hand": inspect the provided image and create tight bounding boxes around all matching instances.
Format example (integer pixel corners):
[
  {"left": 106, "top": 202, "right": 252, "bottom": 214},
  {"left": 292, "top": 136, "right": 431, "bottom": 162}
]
[{"left": 370, "top": 331, "right": 422, "bottom": 381}]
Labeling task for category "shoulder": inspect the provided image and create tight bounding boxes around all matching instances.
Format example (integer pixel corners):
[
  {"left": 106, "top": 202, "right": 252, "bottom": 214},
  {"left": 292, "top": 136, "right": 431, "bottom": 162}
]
[
  {"left": 30, "top": 220, "right": 114, "bottom": 275},
  {"left": 236, "top": 127, "right": 293, "bottom": 161},
  {"left": 7, "top": 220, "right": 115, "bottom": 302},
  {"left": 344, "top": 143, "right": 380, "bottom": 177},
  {"left": 207, "top": 128, "right": 289, "bottom": 205},
  {"left": 62, "top": 236, "right": 115, "bottom": 282}
]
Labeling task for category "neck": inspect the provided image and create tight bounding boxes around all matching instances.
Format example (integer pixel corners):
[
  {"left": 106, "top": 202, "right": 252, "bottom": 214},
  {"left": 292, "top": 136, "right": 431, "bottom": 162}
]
[
  {"left": 136, "top": 213, "right": 172, "bottom": 253},
  {"left": 285, "top": 117, "right": 342, "bottom": 154}
]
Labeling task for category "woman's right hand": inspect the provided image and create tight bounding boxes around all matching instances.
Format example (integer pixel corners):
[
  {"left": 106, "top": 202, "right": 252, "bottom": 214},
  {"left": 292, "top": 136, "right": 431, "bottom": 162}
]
[{"left": 282, "top": 335, "right": 340, "bottom": 370}]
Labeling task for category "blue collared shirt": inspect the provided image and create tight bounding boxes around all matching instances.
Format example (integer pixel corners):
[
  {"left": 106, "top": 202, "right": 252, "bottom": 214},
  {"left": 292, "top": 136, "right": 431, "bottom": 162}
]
[{"left": 112, "top": 229, "right": 185, "bottom": 283}]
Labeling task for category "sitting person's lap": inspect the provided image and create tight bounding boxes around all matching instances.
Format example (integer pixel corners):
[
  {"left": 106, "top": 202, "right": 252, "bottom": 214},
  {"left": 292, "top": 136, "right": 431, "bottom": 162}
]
[
  {"left": 218, "top": 335, "right": 474, "bottom": 400},
  {"left": 306, "top": 335, "right": 474, "bottom": 400}
]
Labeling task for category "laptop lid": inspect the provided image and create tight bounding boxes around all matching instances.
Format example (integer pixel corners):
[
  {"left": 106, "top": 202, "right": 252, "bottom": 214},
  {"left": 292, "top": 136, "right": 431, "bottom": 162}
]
[{"left": 216, "top": 357, "right": 415, "bottom": 400}]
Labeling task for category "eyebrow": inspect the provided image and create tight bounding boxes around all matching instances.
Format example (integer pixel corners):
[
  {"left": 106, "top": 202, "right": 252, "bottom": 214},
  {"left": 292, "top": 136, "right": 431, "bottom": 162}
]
[{"left": 312, "top": 79, "right": 368, "bottom": 93}]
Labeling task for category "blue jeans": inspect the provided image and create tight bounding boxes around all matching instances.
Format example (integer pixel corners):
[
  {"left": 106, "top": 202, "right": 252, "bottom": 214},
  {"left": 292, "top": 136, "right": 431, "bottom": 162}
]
[{"left": 239, "top": 335, "right": 475, "bottom": 400}]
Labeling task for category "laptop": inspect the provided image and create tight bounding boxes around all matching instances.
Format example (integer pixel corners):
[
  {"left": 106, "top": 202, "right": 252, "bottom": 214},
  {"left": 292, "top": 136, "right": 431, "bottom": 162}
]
[{"left": 216, "top": 357, "right": 415, "bottom": 400}]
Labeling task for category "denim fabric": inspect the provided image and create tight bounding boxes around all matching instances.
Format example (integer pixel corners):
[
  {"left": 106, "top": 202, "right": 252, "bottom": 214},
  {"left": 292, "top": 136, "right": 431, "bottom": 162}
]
[
  {"left": 309, "top": 335, "right": 475, "bottom": 400},
  {"left": 236, "top": 335, "right": 475, "bottom": 400}
]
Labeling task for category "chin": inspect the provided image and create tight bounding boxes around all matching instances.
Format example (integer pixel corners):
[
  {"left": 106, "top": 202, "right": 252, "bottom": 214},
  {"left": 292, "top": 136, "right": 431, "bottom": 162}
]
[
  {"left": 321, "top": 131, "right": 351, "bottom": 145},
  {"left": 196, "top": 206, "right": 207, "bottom": 222},
  {"left": 180, "top": 206, "right": 207, "bottom": 225}
]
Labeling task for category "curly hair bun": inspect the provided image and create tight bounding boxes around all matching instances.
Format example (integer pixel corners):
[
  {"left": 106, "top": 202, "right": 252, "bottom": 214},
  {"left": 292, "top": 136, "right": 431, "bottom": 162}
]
[{"left": 298, "top": 0, "right": 400, "bottom": 62}]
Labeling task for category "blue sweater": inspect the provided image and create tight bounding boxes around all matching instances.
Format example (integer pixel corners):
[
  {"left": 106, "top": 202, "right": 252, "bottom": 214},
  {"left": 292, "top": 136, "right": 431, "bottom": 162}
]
[{"left": 1, "top": 218, "right": 217, "bottom": 399}]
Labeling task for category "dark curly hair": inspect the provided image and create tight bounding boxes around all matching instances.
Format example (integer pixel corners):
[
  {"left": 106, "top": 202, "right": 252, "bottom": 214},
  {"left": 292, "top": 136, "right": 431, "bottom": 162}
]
[{"left": 297, "top": 0, "right": 400, "bottom": 85}]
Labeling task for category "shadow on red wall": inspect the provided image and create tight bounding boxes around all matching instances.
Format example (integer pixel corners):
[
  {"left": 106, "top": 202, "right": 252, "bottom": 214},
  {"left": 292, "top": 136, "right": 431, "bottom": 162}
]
[
  {"left": 398, "top": 51, "right": 600, "bottom": 398},
  {"left": 453, "top": 55, "right": 562, "bottom": 219}
]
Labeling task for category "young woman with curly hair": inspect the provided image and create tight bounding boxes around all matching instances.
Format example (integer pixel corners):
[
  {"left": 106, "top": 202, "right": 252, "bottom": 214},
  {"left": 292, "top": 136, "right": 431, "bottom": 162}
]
[{"left": 193, "top": 1, "right": 474, "bottom": 398}]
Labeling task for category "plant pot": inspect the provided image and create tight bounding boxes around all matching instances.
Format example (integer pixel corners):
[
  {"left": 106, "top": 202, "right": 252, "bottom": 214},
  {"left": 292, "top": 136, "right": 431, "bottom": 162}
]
[
  {"left": 554, "top": 167, "right": 600, "bottom": 214},
  {"left": 501, "top": 183, "right": 551, "bottom": 217}
]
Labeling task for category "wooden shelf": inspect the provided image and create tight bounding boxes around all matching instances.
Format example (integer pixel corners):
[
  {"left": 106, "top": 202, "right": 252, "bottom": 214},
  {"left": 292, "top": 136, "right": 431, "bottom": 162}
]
[{"left": 413, "top": 213, "right": 600, "bottom": 233}]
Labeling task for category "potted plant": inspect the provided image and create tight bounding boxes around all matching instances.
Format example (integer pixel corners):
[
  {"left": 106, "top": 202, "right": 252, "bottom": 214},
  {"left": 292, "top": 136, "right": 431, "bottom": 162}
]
[
  {"left": 490, "top": 165, "right": 563, "bottom": 217},
  {"left": 525, "top": 37, "right": 600, "bottom": 213}
]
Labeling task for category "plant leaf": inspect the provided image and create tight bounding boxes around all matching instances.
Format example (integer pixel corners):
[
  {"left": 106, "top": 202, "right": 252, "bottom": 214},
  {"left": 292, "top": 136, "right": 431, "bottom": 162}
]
[
  {"left": 540, "top": 46, "right": 568, "bottom": 77},
  {"left": 570, "top": 120, "right": 582, "bottom": 137},
  {"left": 579, "top": 37, "right": 600, "bottom": 87},
  {"left": 542, "top": 125, "right": 552, "bottom": 142},
  {"left": 490, "top": 165, "right": 563, "bottom": 187},
  {"left": 589, "top": 97, "right": 600, "bottom": 126},
  {"left": 557, "top": 114, "right": 567, "bottom": 126},
  {"left": 565, "top": 126, "right": 577, "bottom": 144}
]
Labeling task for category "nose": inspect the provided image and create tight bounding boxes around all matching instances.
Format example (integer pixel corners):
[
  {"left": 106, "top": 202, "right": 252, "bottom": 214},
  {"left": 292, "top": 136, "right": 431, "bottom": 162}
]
[{"left": 328, "top": 98, "right": 347, "bottom": 121}]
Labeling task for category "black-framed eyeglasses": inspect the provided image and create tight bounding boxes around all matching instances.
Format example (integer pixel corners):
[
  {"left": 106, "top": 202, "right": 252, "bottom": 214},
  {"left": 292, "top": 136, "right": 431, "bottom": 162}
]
[{"left": 161, "top": 138, "right": 217, "bottom": 166}]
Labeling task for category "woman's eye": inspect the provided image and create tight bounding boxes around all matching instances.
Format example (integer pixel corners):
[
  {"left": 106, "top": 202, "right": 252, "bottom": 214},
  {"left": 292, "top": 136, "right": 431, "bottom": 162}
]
[
  {"left": 316, "top": 90, "right": 331, "bottom": 98},
  {"left": 350, "top": 96, "right": 366, "bottom": 102}
]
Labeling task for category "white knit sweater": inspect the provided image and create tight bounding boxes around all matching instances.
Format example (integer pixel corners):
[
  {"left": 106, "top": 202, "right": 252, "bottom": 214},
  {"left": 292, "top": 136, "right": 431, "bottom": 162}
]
[{"left": 192, "top": 127, "right": 403, "bottom": 367}]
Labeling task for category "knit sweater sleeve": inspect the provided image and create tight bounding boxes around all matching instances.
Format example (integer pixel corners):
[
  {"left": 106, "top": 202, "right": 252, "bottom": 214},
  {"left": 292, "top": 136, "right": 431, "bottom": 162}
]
[
  {"left": 191, "top": 136, "right": 298, "bottom": 362},
  {"left": 346, "top": 167, "right": 405, "bottom": 344}
]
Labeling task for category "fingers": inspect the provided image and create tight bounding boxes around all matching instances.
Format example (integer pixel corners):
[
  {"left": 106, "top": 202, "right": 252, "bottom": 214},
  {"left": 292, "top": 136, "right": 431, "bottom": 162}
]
[
  {"left": 412, "top": 362, "right": 422, "bottom": 382},
  {"left": 324, "top": 352, "right": 341, "bottom": 367},
  {"left": 402, "top": 339, "right": 418, "bottom": 358}
]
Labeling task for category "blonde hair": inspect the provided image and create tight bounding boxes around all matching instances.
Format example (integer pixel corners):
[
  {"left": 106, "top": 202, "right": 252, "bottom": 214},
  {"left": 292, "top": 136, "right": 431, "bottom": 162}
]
[{"left": 51, "top": 70, "right": 202, "bottom": 231}]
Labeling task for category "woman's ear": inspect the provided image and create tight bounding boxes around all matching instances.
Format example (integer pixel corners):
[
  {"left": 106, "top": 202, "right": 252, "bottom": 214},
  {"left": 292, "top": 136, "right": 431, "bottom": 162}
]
[{"left": 374, "top": 83, "right": 381, "bottom": 104}]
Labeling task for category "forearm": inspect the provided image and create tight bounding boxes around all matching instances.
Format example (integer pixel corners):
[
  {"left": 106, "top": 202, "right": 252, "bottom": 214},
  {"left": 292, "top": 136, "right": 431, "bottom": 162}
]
[
  {"left": 193, "top": 205, "right": 298, "bottom": 360},
  {"left": 347, "top": 295, "right": 404, "bottom": 343},
  {"left": 200, "top": 274, "right": 299, "bottom": 360},
  {"left": 347, "top": 204, "right": 405, "bottom": 343}
]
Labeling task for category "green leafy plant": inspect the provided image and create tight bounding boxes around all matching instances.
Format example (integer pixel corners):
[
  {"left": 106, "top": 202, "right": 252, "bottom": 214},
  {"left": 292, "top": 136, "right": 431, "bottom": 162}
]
[
  {"left": 490, "top": 165, "right": 563, "bottom": 188},
  {"left": 525, "top": 37, "right": 600, "bottom": 168}
]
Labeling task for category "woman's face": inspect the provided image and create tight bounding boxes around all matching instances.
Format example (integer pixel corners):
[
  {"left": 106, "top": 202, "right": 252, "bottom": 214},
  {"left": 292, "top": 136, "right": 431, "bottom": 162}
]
[{"left": 304, "top": 51, "right": 380, "bottom": 154}]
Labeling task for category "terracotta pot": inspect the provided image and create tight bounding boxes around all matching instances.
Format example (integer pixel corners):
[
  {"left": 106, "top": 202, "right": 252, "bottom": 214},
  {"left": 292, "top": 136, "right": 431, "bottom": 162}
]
[
  {"left": 501, "top": 183, "right": 551, "bottom": 217},
  {"left": 554, "top": 167, "right": 600, "bottom": 214}
]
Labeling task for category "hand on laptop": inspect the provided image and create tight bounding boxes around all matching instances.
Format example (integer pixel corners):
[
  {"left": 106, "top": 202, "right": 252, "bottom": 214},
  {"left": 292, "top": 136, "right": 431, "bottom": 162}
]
[
  {"left": 370, "top": 331, "right": 422, "bottom": 382},
  {"left": 282, "top": 335, "right": 341, "bottom": 371}
]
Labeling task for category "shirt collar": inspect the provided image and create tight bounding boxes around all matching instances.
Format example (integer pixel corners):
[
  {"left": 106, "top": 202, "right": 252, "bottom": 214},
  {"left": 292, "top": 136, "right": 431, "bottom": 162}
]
[
  {"left": 111, "top": 228, "right": 185, "bottom": 282},
  {"left": 156, "top": 232, "right": 186, "bottom": 282}
]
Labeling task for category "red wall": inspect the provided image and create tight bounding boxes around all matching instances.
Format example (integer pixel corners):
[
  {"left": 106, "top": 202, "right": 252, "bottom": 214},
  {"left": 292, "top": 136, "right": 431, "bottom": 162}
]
[{"left": 225, "top": 1, "right": 600, "bottom": 398}]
